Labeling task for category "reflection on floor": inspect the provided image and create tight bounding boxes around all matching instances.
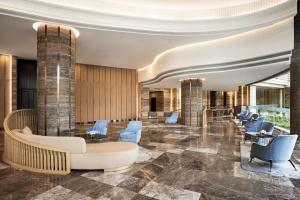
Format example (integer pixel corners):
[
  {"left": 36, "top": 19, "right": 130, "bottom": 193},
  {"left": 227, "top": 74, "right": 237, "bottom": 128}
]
[{"left": 1, "top": 121, "right": 300, "bottom": 200}]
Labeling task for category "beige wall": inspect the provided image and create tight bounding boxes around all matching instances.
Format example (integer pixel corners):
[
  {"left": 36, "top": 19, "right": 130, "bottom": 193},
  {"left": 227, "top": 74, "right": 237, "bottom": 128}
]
[
  {"left": 75, "top": 64, "right": 138, "bottom": 123},
  {"left": 0, "top": 55, "right": 17, "bottom": 128}
]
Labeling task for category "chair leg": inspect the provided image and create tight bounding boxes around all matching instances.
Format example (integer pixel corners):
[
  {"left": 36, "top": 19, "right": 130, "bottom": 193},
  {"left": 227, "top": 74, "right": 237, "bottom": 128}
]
[
  {"left": 249, "top": 157, "right": 253, "bottom": 163},
  {"left": 269, "top": 160, "right": 272, "bottom": 172},
  {"left": 289, "top": 160, "right": 297, "bottom": 171}
]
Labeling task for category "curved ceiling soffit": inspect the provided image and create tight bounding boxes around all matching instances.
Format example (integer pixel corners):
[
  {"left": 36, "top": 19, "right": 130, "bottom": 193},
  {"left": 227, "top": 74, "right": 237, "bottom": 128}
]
[
  {"left": 138, "top": 18, "right": 294, "bottom": 83},
  {"left": 141, "top": 51, "right": 291, "bottom": 86},
  {"left": 0, "top": 0, "right": 296, "bottom": 35}
]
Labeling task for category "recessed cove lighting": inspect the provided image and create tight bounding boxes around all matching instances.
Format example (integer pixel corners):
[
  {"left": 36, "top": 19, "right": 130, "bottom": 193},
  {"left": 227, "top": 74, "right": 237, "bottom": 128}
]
[
  {"left": 32, "top": 22, "right": 80, "bottom": 38},
  {"left": 179, "top": 78, "right": 205, "bottom": 82}
]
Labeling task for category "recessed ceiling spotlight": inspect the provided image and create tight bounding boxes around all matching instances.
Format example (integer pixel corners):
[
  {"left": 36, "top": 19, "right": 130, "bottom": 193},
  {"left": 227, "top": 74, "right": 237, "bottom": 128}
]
[{"left": 32, "top": 22, "right": 80, "bottom": 38}]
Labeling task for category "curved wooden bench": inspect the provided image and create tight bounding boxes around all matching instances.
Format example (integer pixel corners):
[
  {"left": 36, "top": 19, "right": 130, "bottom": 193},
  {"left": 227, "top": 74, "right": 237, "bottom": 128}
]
[{"left": 2, "top": 109, "right": 71, "bottom": 175}]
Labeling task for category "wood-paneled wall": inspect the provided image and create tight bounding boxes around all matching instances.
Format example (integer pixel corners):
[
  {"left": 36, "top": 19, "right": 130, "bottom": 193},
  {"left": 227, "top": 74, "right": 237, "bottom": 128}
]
[
  {"left": 75, "top": 64, "right": 138, "bottom": 123},
  {"left": 0, "top": 55, "right": 11, "bottom": 128},
  {"left": 0, "top": 54, "right": 17, "bottom": 128}
]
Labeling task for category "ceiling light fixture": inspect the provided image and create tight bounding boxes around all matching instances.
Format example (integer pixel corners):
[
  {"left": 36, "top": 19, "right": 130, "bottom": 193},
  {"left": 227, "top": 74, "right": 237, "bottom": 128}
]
[{"left": 32, "top": 22, "right": 80, "bottom": 38}]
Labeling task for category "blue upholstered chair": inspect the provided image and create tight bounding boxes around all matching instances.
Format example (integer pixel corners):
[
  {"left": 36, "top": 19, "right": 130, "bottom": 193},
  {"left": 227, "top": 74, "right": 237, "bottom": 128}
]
[
  {"left": 244, "top": 117, "right": 264, "bottom": 132},
  {"left": 119, "top": 121, "right": 142, "bottom": 143},
  {"left": 165, "top": 112, "right": 179, "bottom": 124},
  {"left": 260, "top": 121, "right": 275, "bottom": 135},
  {"left": 240, "top": 112, "right": 252, "bottom": 121},
  {"left": 237, "top": 108, "right": 248, "bottom": 119},
  {"left": 86, "top": 120, "right": 108, "bottom": 136},
  {"left": 250, "top": 135, "right": 298, "bottom": 171}
]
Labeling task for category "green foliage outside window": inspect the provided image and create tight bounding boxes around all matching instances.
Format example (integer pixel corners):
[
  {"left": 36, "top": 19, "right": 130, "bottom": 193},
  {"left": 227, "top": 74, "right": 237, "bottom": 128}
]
[{"left": 263, "top": 115, "right": 290, "bottom": 130}]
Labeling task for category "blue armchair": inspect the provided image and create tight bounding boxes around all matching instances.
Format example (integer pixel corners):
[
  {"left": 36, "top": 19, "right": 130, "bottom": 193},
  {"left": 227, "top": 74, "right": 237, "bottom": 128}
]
[
  {"left": 237, "top": 110, "right": 248, "bottom": 120},
  {"left": 250, "top": 135, "right": 298, "bottom": 171},
  {"left": 245, "top": 117, "right": 264, "bottom": 132},
  {"left": 86, "top": 120, "right": 108, "bottom": 136},
  {"left": 165, "top": 112, "right": 179, "bottom": 124},
  {"left": 260, "top": 121, "right": 275, "bottom": 135},
  {"left": 240, "top": 112, "right": 252, "bottom": 121},
  {"left": 119, "top": 121, "right": 142, "bottom": 143}
]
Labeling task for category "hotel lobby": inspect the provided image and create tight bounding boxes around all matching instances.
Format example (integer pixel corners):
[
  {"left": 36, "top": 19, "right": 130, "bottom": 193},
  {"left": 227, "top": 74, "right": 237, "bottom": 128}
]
[{"left": 1, "top": 0, "right": 300, "bottom": 199}]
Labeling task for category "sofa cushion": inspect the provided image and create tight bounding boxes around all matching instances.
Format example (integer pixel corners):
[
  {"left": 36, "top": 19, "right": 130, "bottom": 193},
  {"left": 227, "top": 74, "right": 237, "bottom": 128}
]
[{"left": 22, "top": 126, "right": 33, "bottom": 135}]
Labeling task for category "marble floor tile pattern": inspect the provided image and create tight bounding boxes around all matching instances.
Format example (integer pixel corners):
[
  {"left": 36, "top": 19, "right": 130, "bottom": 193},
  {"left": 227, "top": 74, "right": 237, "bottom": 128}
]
[{"left": 1, "top": 121, "right": 300, "bottom": 199}]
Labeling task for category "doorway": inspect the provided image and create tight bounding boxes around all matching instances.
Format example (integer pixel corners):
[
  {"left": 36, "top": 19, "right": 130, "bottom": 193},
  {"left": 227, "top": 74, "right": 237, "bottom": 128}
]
[
  {"left": 17, "top": 59, "right": 37, "bottom": 109},
  {"left": 149, "top": 91, "right": 164, "bottom": 112},
  {"left": 150, "top": 97, "right": 157, "bottom": 111}
]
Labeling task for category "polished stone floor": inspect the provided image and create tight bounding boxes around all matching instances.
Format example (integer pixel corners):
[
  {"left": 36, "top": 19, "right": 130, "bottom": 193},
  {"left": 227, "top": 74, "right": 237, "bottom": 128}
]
[{"left": 1, "top": 120, "right": 300, "bottom": 200}]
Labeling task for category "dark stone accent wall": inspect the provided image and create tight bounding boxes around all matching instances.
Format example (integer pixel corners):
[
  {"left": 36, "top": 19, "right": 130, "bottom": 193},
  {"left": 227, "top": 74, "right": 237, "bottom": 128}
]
[
  {"left": 181, "top": 79, "right": 203, "bottom": 126},
  {"left": 237, "top": 86, "right": 249, "bottom": 106},
  {"left": 37, "top": 24, "right": 76, "bottom": 136},
  {"left": 17, "top": 59, "right": 37, "bottom": 109},
  {"left": 149, "top": 91, "right": 164, "bottom": 112},
  {"left": 291, "top": 6, "right": 300, "bottom": 135}
]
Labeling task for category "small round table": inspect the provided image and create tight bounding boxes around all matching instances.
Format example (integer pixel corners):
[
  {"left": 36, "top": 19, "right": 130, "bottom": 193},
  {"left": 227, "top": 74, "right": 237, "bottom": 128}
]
[
  {"left": 255, "top": 134, "right": 274, "bottom": 146},
  {"left": 245, "top": 132, "right": 274, "bottom": 146}
]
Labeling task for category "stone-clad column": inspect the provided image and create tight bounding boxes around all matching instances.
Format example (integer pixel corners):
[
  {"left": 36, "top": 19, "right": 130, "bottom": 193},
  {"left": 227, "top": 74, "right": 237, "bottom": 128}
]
[
  {"left": 37, "top": 23, "right": 76, "bottom": 136},
  {"left": 291, "top": 7, "right": 300, "bottom": 135},
  {"left": 181, "top": 79, "right": 203, "bottom": 126}
]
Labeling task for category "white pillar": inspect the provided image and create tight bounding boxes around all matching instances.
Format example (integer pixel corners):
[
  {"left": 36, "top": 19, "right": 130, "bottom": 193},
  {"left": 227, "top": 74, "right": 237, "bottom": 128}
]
[
  {"left": 249, "top": 85, "right": 257, "bottom": 113},
  {"left": 279, "top": 88, "right": 283, "bottom": 108}
]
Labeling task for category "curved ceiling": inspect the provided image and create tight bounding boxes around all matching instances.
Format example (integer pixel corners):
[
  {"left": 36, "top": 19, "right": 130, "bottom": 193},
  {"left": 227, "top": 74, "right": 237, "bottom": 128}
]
[
  {"left": 0, "top": 0, "right": 297, "bottom": 91},
  {"left": 0, "top": 0, "right": 296, "bottom": 34},
  {"left": 139, "top": 18, "right": 293, "bottom": 86}
]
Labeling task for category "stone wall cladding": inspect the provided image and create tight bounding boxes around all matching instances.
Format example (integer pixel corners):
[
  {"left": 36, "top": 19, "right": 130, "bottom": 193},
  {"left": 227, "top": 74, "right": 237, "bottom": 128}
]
[
  {"left": 37, "top": 24, "right": 76, "bottom": 136},
  {"left": 181, "top": 79, "right": 203, "bottom": 126}
]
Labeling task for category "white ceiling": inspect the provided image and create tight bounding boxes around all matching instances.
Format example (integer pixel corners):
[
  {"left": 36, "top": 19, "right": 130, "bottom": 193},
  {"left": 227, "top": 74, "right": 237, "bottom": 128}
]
[
  {"left": 0, "top": 14, "right": 246, "bottom": 68},
  {"left": 0, "top": 0, "right": 296, "bottom": 91}
]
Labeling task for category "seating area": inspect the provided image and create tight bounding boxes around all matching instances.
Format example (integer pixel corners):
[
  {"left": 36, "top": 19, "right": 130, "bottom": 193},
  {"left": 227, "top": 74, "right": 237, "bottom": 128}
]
[
  {"left": 3, "top": 110, "right": 139, "bottom": 174},
  {"left": 234, "top": 109, "right": 298, "bottom": 173}
]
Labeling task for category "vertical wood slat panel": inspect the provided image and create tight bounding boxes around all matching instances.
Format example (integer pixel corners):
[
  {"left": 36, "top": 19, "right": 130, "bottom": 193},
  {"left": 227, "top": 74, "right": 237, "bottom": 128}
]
[
  {"left": 105, "top": 68, "right": 111, "bottom": 120},
  {"left": 131, "top": 70, "right": 137, "bottom": 119},
  {"left": 87, "top": 66, "right": 94, "bottom": 122},
  {"left": 0, "top": 55, "right": 11, "bottom": 128},
  {"left": 0, "top": 56, "right": 5, "bottom": 127},
  {"left": 75, "top": 64, "right": 137, "bottom": 123},
  {"left": 110, "top": 68, "right": 117, "bottom": 120},
  {"left": 99, "top": 67, "right": 106, "bottom": 119},
  {"left": 80, "top": 65, "right": 88, "bottom": 123},
  {"left": 75, "top": 64, "right": 81, "bottom": 122},
  {"left": 94, "top": 67, "right": 100, "bottom": 120},
  {"left": 121, "top": 69, "right": 127, "bottom": 120},
  {"left": 116, "top": 69, "right": 122, "bottom": 120},
  {"left": 126, "top": 70, "right": 132, "bottom": 119}
]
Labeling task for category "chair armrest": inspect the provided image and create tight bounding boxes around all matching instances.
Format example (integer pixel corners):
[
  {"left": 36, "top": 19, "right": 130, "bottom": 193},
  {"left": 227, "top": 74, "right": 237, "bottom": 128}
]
[
  {"left": 102, "top": 127, "right": 108, "bottom": 135},
  {"left": 120, "top": 131, "right": 136, "bottom": 136},
  {"left": 120, "top": 129, "right": 127, "bottom": 134},
  {"left": 86, "top": 127, "right": 94, "bottom": 132}
]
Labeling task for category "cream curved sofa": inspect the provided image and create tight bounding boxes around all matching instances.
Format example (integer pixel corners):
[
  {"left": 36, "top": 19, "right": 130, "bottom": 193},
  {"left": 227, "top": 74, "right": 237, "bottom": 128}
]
[{"left": 13, "top": 131, "right": 139, "bottom": 171}]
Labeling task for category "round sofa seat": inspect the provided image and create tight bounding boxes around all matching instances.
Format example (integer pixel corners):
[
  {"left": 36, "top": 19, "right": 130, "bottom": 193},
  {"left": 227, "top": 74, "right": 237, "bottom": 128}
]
[{"left": 70, "top": 142, "right": 139, "bottom": 170}]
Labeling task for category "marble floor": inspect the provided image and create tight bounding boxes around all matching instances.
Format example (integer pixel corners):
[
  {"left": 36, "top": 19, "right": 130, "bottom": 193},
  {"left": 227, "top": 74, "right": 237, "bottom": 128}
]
[{"left": 1, "top": 121, "right": 300, "bottom": 200}]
